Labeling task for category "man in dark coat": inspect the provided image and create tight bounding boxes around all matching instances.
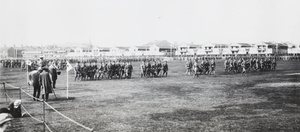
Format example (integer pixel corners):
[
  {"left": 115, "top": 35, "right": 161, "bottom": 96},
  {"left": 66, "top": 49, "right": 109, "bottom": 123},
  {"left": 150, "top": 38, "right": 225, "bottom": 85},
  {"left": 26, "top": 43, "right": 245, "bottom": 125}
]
[
  {"left": 162, "top": 61, "right": 168, "bottom": 77},
  {"left": 49, "top": 62, "right": 58, "bottom": 88},
  {"left": 39, "top": 68, "right": 53, "bottom": 102},
  {"left": 28, "top": 68, "right": 42, "bottom": 101}
]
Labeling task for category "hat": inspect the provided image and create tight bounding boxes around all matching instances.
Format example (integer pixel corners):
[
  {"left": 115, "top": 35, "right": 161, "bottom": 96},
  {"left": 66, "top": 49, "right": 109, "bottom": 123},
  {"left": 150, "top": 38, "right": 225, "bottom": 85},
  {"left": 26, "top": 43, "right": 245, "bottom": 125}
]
[
  {"left": 13, "top": 99, "right": 22, "bottom": 108},
  {"left": 0, "top": 113, "right": 13, "bottom": 125}
]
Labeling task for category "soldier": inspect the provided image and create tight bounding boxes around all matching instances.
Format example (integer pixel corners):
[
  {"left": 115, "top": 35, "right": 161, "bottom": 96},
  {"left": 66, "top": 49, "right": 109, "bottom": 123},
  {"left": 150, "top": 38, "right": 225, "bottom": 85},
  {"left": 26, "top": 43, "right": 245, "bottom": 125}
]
[
  {"left": 127, "top": 62, "right": 133, "bottom": 79},
  {"left": 107, "top": 61, "right": 113, "bottom": 79},
  {"left": 74, "top": 62, "right": 81, "bottom": 81},
  {"left": 224, "top": 58, "right": 229, "bottom": 73},
  {"left": 204, "top": 58, "right": 210, "bottom": 75},
  {"left": 95, "top": 62, "right": 103, "bottom": 80},
  {"left": 162, "top": 61, "right": 168, "bottom": 77},
  {"left": 151, "top": 61, "right": 157, "bottom": 77},
  {"left": 81, "top": 62, "right": 88, "bottom": 81},
  {"left": 241, "top": 59, "right": 246, "bottom": 76},
  {"left": 140, "top": 61, "right": 146, "bottom": 78},
  {"left": 115, "top": 61, "right": 121, "bottom": 79},
  {"left": 157, "top": 61, "right": 162, "bottom": 77},
  {"left": 193, "top": 60, "right": 199, "bottom": 77},
  {"left": 271, "top": 58, "right": 277, "bottom": 71},
  {"left": 146, "top": 61, "right": 151, "bottom": 77},
  {"left": 210, "top": 58, "right": 216, "bottom": 75},
  {"left": 120, "top": 61, "right": 126, "bottom": 79},
  {"left": 186, "top": 60, "right": 192, "bottom": 75}
]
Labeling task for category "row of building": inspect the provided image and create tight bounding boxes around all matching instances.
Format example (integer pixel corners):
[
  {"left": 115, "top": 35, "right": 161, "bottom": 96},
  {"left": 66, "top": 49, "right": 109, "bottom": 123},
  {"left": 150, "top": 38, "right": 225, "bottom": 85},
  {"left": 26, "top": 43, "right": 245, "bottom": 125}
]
[{"left": 1, "top": 41, "right": 300, "bottom": 60}]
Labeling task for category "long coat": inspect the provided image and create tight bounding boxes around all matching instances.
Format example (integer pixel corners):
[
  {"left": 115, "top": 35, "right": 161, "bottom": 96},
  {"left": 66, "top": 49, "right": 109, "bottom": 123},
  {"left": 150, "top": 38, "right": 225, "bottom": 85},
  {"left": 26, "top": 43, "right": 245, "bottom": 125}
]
[
  {"left": 29, "top": 70, "right": 40, "bottom": 87},
  {"left": 39, "top": 70, "right": 53, "bottom": 94},
  {"left": 49, "top": 65, "right": 58, "bottom": 81}
]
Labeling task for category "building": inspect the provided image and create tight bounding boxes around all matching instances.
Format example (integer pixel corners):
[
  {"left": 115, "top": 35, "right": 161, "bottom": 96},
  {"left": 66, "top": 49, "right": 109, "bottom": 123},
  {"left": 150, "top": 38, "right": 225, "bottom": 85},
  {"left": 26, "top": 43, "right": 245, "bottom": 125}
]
[
  {"left": 288, "top": 43, "right": 300, "bottom": 55},
  {"left": 7, "top": 47, "right": 23, "bottom": 58},
  {"left": 147, "top": 40, "right": 176, "bottom": 56},
  {"left": 0, "top": 46, "right": 8, "bottom": 59},
  {"left": 109, "top": 46, "right": 130, "bottom": 56},
  {"left": 129, "top": 46, "right": 150, "bottom": 56},
  {"left": 176, "top": 43, "right": 200, "bottom": 56}
]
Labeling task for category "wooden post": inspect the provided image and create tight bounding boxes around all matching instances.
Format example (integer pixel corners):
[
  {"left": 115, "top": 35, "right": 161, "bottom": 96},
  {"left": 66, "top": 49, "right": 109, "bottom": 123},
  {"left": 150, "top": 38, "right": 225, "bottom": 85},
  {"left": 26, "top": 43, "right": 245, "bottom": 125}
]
[
  {"left": 43, "top": 100, "right": 46, "bottom": 132},
  {"left": 3, "top": 82, "right": 7, "bottom": 102}
]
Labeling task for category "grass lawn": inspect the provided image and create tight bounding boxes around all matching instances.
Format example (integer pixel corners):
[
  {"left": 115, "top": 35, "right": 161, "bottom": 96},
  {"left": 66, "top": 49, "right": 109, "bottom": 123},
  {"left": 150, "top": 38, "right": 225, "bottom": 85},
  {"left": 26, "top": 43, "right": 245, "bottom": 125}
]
[{"left": 1, "top": 60, "right": 300, "bottom": 131}]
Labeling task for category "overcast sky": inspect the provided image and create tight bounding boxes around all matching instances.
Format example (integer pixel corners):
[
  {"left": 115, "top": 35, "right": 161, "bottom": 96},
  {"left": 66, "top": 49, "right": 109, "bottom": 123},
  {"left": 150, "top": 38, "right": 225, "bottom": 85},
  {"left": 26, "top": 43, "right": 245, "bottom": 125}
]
[{"left": 1, "top": 0, "right": 300, "bottom": 47}]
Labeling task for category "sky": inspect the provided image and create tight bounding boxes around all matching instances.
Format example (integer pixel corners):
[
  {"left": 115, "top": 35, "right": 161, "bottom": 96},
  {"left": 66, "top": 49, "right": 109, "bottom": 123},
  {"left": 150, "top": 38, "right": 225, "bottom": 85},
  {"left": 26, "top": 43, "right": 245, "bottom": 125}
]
[{"left": 1, "top": 0, "right": 300, "bottom": 47}]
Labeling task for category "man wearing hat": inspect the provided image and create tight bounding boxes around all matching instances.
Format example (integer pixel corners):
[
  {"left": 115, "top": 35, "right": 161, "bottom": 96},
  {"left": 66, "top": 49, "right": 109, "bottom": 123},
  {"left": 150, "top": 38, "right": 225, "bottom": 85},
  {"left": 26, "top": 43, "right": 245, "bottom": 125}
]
[
  {"left": 0, "top": 113, "right": 13, "bottom": 132},
  {"left": 28, "top": 68, "right": 42, "bottom": 101},
  {"left": 39, "top": 68, "right": 53, "bottom": 102},
  {"left": 38, "top": 56, "right": 47, "bottom": 68},
  {"left": 49, "top": 61, "right": 58, "bottom": 88}
]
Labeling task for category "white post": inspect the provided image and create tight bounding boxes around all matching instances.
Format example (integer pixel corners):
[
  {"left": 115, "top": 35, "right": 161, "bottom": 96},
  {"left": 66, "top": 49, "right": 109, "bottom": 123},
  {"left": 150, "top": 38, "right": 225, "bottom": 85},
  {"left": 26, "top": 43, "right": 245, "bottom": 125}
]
[
  {"left": 27, "top": 62, "right": 29, "bottom": 82},
  {"left": 67, "top": 70, "right": 69, "bottom": 99}
]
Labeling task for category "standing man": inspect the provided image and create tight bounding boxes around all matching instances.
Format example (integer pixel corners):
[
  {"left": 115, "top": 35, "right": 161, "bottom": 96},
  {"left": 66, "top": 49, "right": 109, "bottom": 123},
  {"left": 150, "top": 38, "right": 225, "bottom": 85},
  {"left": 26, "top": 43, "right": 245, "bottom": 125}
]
[
  {"left": 38, "top": 56, "right": 47, "bottom": 69},
  {"left": 140, "top": 61, "right": 146, "bottom": 78},
  {"left": 39, "top": 68, "right": 53, "bottom": 102},
  {"left": 49, "top": 62, "right": 58, "bottom": 88},
  {"left": 28, "top": 68, "right": 42, "bottom": 101},
  {"left": 74, "top": 62, "right": 81, "bottom": 81},
  {"left": 210, "top": 58, "right": 216, "bottom": 75},
  {"left": 162, "top": 61, "right": 169, "bottom": 77}
]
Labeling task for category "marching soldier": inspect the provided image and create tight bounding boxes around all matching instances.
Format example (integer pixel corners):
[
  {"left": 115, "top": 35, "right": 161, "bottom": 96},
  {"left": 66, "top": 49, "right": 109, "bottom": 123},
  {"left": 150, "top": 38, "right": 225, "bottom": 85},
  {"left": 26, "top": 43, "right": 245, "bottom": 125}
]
[
  {"left": 120, "top": 61, "right": 126, "bottom": 79},
  {"left": 140, "top": 61, "right": 146, "bottom": 78},
  {"left": 107, "top": 61, "right": 113, "bottom": 79},
  {"left": 210, "top": 58, "right": 216, "bottom": 75},
  {"left": 271, "top": 58, "right": 277, "bottom": 71},
  {"left": 241, "top": 59, "right": 246, "bottom": 76},
  {"left": 81, "top": 62, "right": 88, "bottom": 81},
  {"left": 151, "top": 61, "right": 157, "bottom": 77},
  {"left": 125, "top": 62, "right": 133, "bottom": 79},
  {"left": 186, "top": 60, "right": 192, "bottom": 75},
  {"left": 74, "top": 62, "right": 81, "bottom": 81},
  {"left": 157, "top": 61, "right": 162, "bottom": 77},
  {"left": 162, "top": 61, "right": 168, "bottom": 77}
]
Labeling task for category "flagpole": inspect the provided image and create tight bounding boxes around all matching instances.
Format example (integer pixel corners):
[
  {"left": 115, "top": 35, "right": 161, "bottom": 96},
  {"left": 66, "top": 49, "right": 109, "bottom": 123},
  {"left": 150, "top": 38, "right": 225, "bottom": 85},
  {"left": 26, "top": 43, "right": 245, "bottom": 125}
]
[{"left": 67, "top": 68, "right": 69, "bottom": 99}]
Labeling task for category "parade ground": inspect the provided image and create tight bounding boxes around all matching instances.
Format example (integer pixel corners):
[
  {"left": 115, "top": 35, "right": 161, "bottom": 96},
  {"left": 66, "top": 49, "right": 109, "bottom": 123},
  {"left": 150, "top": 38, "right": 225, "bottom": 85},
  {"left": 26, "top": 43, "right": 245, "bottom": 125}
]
[{"left": 1, "top": 60, "right": 300, "bottom": 131}]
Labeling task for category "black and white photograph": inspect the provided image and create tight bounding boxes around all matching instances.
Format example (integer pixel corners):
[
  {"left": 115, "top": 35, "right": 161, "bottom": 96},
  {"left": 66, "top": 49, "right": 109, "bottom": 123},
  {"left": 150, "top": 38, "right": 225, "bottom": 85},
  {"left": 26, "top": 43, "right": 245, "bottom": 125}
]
[{"left": 0, "top": 0, "right": 300, "bottom": 131}]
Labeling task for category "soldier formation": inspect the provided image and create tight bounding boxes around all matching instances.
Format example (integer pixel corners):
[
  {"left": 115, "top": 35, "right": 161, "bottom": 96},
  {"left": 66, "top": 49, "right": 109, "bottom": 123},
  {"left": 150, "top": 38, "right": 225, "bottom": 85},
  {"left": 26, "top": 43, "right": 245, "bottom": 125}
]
[
  {"left": 224, "top": 57, "right": 277, "bottom": 75},
  {"left": 74, "top": 61, "right": 133, "bottom": 81},
  {"left": 140, "top": 60, "right": 168, "bottom": 78},
  {"left": 185, "top": 58, "right": 216, "bottom": 77}
]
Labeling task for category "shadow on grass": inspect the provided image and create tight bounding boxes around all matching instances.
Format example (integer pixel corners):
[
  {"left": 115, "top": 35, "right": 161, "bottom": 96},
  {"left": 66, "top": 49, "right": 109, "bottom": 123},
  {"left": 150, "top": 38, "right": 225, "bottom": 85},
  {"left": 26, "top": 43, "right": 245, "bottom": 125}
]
[{"left": 49, "top": 97, "right": 76, "bottom": 101}]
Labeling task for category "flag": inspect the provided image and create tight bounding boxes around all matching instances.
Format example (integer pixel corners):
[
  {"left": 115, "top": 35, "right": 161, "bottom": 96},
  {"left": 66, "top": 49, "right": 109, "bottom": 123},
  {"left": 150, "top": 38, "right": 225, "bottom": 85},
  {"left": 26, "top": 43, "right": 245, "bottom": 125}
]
[
  {"left": 66, "top": 61, "right": 73, "bottom": 72},
  {"left": 26, "top": 60, "right": 32, "bottom": 65}
]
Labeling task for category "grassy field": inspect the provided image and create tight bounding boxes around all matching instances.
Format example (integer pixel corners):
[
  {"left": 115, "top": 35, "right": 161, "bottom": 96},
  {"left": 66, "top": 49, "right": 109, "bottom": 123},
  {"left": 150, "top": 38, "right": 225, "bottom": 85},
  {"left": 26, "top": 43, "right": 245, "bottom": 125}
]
[{"left": 1, "top": 60, "right": 300, "bottom": 132}]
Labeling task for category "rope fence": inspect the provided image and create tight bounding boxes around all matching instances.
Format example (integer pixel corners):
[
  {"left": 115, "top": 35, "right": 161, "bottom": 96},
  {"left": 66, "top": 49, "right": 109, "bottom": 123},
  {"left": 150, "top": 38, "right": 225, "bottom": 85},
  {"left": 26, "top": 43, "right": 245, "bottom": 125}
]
[{"left": 2, "top": 82, "right": 94, "bottom": 132}]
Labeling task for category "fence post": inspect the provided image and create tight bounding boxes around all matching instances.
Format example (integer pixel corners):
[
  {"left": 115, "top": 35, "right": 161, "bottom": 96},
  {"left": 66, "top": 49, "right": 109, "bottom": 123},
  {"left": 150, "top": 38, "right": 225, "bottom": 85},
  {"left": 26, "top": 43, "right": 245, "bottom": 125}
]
[
  {"left": 43, "top": 101, "right": 46, "bottom": 132},
  {"left": 3, "top": 82, "right": 7, "bottom": 102}
]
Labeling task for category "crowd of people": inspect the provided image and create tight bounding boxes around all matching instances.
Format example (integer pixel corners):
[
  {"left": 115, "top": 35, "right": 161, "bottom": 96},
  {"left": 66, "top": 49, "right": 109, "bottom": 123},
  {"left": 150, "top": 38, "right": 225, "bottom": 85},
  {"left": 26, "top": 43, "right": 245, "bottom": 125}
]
[
  {"left": 0, "top": 59, "right": 68, "bottom": 72},
  {"left": 185, "top": 58, "right": 216, "bottom": 77},
  {"left": 224, "top": 57, "right": 277, "bottom": 75},
  {"left": 74, "top": 61, "right": 133, "bottom": 81},
  {"left": 140, "top": 60, "right": 169, "bottom": 78}
]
